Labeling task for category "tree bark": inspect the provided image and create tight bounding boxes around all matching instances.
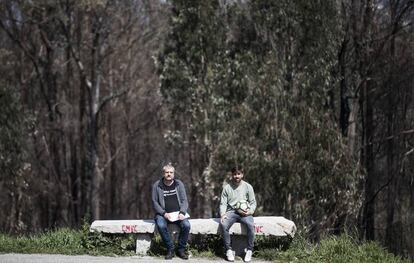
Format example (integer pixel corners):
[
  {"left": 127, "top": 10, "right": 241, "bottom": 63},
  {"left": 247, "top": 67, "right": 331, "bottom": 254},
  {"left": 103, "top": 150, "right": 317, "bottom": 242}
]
[{"left": 361, "top": 79, "right": 375, "bottom": 240}]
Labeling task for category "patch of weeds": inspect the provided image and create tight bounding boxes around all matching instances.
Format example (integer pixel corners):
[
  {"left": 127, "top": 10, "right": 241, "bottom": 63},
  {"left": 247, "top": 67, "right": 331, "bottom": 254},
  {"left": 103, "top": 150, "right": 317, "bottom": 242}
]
[
  {"left": 268, "top": 233, "right": 408, "bottom": 263},
  {"left": 147, "top": 234, "right": 166, "bottom": 257},
  {"left": 31, "top": 228, "right": 85, "bottom": 254},
  {"left": 0, "top": 228, "right": 87, "bottom": 255},
  {"left": 255, "top": 235, "right": 293, "bottom": 250},
  {"left": 188, "top": 234, "right": 224, "bottom": 258},
  {"left": 254, "top": 235, "right": 300, "bottom": 261},
  {"left": 0, "top": 225, "right": 409, "bottom": 263},
  {"left": 84, "top": 231, "right": 136, "bottom": 256},
  {"left": 190, "top": 235, "right": 223, "bottom": 254},
  {"left": 148, "top": 234, "right": 224, "bottom": 259}
]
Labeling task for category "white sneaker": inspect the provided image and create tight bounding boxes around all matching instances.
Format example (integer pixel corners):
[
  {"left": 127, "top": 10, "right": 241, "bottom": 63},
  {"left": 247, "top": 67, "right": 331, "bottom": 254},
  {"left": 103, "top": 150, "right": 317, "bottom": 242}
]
[
  {"left": 244, "top": 249, "right": 252, "bottom": 262},
  {"left": 226, "top": 249, "right": 235, "bottom": 262}
]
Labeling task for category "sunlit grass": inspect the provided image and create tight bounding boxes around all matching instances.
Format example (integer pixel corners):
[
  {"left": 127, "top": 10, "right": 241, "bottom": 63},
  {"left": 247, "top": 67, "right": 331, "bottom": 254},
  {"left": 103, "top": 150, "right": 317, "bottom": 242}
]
[
  {"left": 255, "top": 233, "right": 408, "bottom": 263},
  {"left": 0, "top": 227, "right": 409, "bottom": 263},
  {"left": 0, "top": 228, "right": 85, "bottom": 254}
]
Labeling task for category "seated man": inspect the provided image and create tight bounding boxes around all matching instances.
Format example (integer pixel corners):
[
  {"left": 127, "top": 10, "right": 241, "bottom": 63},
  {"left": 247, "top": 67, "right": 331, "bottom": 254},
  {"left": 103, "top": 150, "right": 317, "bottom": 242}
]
[
  {"left": 220, "top": 166, "right": 257, "bottom": 262},
  {"left": 152, "top": 163, "right": 190, "bottom": 260}
]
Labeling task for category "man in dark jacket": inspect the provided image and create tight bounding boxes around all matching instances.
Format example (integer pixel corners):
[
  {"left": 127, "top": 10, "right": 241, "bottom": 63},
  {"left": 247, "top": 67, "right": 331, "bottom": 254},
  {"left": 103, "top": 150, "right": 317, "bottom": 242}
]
[{"left": 152, "top": 163, "right": 190, "bottom": 260}]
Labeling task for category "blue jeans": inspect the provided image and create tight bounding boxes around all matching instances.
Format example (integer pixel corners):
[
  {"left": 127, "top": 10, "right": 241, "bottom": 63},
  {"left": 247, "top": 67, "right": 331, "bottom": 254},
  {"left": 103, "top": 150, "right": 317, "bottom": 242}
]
[
  {"left": 154, "top": 215, "right": 191, "bottom": 252},
  {"left": 220, "top": 211, "right": 255, "bottom": 251}
]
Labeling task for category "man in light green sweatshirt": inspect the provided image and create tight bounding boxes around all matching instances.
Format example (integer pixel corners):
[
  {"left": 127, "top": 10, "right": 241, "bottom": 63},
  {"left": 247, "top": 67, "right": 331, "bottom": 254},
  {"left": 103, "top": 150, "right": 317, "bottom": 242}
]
[{"left": 219, "top": 166, "right": 256, "bottom": 262}]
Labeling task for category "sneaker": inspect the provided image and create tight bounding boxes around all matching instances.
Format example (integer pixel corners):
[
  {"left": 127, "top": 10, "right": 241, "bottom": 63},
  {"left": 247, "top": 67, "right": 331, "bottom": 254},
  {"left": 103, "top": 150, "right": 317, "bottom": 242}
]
[
  {"left": 226, "top": 249, "right": 235, "bottom": 262},
  {"left": 176, "top": 250, "right": 189, "bottom": 260},
  {"left": 165, "top": 250, "right": 174, "bottom": 260},
  {"left": 244, "top": 249, "right": 252, "bottom": 262}
]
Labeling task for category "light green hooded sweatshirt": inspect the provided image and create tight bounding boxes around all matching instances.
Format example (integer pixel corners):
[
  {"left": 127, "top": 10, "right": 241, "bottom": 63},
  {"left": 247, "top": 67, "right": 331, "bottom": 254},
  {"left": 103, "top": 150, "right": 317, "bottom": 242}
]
[{"left": 219, "top": 180, "right": 257, "bottom": 217}]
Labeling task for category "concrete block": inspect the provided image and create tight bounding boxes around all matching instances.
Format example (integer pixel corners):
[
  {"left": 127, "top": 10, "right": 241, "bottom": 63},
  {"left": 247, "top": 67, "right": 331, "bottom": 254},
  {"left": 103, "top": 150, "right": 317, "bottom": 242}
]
[
  {"left": 135, "top": 234, "right": 152, "bottom": 255},
  {"left": 90, "top": 216, "right": 297, "bottom": 255}
]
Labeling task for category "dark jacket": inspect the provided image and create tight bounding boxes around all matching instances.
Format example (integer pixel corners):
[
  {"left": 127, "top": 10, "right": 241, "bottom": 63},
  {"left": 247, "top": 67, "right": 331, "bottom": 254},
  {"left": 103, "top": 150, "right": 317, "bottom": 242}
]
[{"left": 152, "top": 178, "right": 189, "bottom": 217}]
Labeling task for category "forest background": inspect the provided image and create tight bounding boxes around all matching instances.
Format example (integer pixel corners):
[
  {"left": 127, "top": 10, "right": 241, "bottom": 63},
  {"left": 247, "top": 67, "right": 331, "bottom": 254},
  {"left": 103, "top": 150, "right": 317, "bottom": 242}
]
[{"left": 0, "top": 0, "right": 413, "bottom": 260}]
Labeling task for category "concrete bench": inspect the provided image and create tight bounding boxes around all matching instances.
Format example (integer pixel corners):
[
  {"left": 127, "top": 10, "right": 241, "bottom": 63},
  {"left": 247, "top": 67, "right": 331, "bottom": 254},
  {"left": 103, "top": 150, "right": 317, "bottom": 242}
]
[{"left": 90, "top": 216, "right": 296, "bottom": 256}]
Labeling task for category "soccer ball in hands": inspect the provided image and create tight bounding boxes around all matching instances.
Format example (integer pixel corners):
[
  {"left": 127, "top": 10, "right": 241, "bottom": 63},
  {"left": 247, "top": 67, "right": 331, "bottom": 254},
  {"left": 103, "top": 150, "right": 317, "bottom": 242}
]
[{"left": 234, "top": 200, "right": 250, "bottom": 214}]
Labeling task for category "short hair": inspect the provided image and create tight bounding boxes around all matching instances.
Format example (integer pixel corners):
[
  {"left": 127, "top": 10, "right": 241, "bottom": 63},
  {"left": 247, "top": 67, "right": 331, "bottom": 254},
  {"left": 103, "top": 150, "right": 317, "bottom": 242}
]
[
  {"left": 163, "top": 163, "right": 175, "bottom": 172},
  {"left": 231, "top": 166, "right": 243, "bottom": 174}
]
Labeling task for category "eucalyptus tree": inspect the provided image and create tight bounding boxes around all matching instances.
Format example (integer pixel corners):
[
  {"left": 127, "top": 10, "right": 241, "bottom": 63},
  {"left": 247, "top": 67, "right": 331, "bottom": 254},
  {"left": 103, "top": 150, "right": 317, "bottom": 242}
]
[
  {"left": 158, "top": 0, "right": 232, "bottom": 217},
  {"left": 221, "top": 0, "right": 362, "bottom": 239},
  {"left": 159, "top": 0, "right": 362, "bottom": 235}
]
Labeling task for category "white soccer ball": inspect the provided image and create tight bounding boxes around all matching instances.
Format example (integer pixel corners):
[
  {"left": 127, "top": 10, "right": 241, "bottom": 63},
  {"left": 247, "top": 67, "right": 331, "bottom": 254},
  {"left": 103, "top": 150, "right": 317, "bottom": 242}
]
[{"left": 235, "top": 200, "right": 250, "bottom": 213}]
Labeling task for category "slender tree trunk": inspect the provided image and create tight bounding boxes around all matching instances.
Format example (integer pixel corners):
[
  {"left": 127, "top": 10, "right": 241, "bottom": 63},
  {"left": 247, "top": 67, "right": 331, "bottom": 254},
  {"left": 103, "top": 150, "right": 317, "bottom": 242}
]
[
  {"left": 339, "top": 35, "right": 350, "bottom": 136},
  {"left": 385, "top": 23, "right": 398, "bottom": 252},
  {"left": 410, "top": 186, "right": 414, "bottom": 260},
  {"left": 348, "top": 101, "right": 358, "bottom": 155},
  {"left": 90, "top": 84, "right": 101, "bottom": 220},
  {"left": 108, "top": 109, "right": 118, "bottom": 219},
  {"left": 361, "top": 80, "right": 375, "bottom": 240},
  {"left": 385, "top": 99, "right": 397, "bottom": 251},
  {"left": 201, "top": 153, "right": 214, "bottom": 218},
  {"left": 89, "top": 14, "right": 104, "bottom": 220}
]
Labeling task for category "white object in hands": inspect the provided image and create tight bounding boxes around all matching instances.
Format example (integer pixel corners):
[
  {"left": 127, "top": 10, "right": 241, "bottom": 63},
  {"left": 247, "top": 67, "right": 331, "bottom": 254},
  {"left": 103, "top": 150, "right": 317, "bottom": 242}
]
[
  {"left": 168, "top": 211, "right": 190, "bottom": 222},
  {"left": 234, "top": 200, "right": 250, "bottom": 214}
]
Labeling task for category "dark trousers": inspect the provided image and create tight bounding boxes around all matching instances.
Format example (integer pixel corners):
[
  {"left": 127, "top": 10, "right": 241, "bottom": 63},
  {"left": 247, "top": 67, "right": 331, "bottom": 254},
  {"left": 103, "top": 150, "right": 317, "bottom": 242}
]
[{"left": 154, "top": 214, "right": 191, "bottom": 252}]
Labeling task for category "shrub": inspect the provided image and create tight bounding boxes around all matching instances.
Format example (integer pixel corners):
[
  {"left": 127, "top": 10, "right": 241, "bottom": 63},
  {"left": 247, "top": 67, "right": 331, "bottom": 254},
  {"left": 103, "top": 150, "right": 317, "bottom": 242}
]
[{"left": 0, "top": 227, "right": 408, "bottom": 262}]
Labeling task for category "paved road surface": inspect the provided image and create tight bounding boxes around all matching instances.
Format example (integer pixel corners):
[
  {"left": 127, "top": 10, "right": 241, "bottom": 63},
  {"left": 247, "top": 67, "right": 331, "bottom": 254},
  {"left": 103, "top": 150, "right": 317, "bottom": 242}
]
[{"left": 0, "top": 254, "right": 274, "bottom": 263}]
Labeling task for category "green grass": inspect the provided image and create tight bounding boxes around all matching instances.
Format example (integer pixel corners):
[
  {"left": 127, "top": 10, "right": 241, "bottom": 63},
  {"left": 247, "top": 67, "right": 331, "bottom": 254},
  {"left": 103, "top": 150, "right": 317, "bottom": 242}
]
[
  {"left": 0, "top": 228, "right": 85, "bottom": 255},
  {"left": 255, "top": 233, "right": 408, "bottom": 263},
  {"left": 0, "top": 227, "right": 408, "bottom": 263}
]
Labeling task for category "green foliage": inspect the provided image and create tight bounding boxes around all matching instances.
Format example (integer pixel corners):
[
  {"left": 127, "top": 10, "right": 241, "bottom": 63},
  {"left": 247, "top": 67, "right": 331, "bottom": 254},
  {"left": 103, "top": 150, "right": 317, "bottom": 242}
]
[
  {"left": 159, "top": 0, "right": 363, "bottom": 238},
  {"left": 0, "top": 223, "right": 136, "bottom": 256},
  {"left": 188, "top": 234, "right": 223, "bottom": 256},
  {"left": 257, "top": 233, "right": 407, "bottom": 263},
  {"left": 0, "top": 227, "right": 406, "bottom": 262},
  {"left": 82, "top": 222, "right": 136, "bottom": 256},
  {"left": 0, "top": 228, "right": 85, "bottom": 254}
]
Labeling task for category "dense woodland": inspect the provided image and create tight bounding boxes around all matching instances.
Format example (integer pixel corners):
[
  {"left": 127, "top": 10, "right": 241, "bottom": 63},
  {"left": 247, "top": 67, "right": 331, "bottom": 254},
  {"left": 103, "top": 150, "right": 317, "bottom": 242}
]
[{"left": 0, "top": 0, "right": 413, "bottom": 260}]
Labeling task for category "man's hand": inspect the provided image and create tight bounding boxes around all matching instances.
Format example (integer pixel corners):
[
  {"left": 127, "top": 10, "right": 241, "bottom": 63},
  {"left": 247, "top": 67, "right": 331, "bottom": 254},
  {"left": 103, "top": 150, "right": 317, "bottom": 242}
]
[
  {"left": 178, "top": 213, "right": 185, "bottom": 220},
  {"left": 164, "top": 213, "right": 171, "bottom": 221},
  {"left": 220, "top": 214, "right": 228, "bottom": 223},
  {"left": 239, "top": 209, "right": 250, "bottom": 217}
]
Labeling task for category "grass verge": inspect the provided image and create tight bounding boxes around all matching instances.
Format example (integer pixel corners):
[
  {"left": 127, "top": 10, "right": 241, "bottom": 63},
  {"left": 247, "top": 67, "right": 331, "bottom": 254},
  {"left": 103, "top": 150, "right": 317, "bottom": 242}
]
[
  {"left": 0, "top": 226, "right": 408, "bottom": 262},
  {"left": 0, "top": 228, "right": 85, "bottom": 255},
  {"left": 255, "top": 233, "right": 409, "bottom": 263}
]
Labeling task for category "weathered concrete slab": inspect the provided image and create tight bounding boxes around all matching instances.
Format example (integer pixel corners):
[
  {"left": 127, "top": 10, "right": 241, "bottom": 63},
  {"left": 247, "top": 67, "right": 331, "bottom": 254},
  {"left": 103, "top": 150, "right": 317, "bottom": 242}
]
[
  {"left": 90, "top": 216, "right": 296, "bottom": 237},
  {"left": 90, "top": 216, "right": 296, "bottom": 256},
  {"left": 91, "top": 219, "right": 156, "bottom": 234}
]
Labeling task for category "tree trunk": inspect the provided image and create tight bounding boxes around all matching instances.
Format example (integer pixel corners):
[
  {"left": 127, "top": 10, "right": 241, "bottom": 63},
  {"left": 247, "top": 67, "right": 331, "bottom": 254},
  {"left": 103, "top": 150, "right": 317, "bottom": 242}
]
[
  {"left": 385, "top": 16, "right": 398, "bottom": 251},
  {"left": 90, "top": 79, "right": 101, "bottom": 220},
  {"left": 361, "top": 80, "right": 375, "bottom": 240}
]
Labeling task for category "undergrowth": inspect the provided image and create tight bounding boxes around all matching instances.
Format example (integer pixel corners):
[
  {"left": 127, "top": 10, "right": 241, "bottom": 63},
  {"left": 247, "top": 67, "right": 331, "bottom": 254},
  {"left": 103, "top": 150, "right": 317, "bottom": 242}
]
[{"left": 0, "top": 224, "right": 408, "bottom": 263}]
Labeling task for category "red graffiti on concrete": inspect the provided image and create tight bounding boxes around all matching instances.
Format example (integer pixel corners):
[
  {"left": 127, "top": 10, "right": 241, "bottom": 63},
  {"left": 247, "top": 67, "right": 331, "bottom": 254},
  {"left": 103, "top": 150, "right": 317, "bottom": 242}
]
[
  {"left": 254, "top": 225, "right": 264, "bottom": 233},
  {"left": 122, "top": 225, "right": 138, "bottom": 233}
]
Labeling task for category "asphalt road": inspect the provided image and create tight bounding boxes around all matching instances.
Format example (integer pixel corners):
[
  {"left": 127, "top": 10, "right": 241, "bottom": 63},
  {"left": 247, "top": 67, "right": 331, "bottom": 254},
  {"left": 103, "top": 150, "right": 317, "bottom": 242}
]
[{"left": 0, "top": 254, "right": 274, "bottom": 263}]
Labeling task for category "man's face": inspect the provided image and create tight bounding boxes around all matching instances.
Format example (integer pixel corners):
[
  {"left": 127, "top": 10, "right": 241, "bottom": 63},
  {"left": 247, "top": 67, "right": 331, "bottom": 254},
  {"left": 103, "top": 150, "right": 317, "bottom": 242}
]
[
  {"left": 163, "top": 167, "right": 175, "bottom": 182},
  {"left": 232, "top": 171, "right": 243, "bottom": 184}
]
